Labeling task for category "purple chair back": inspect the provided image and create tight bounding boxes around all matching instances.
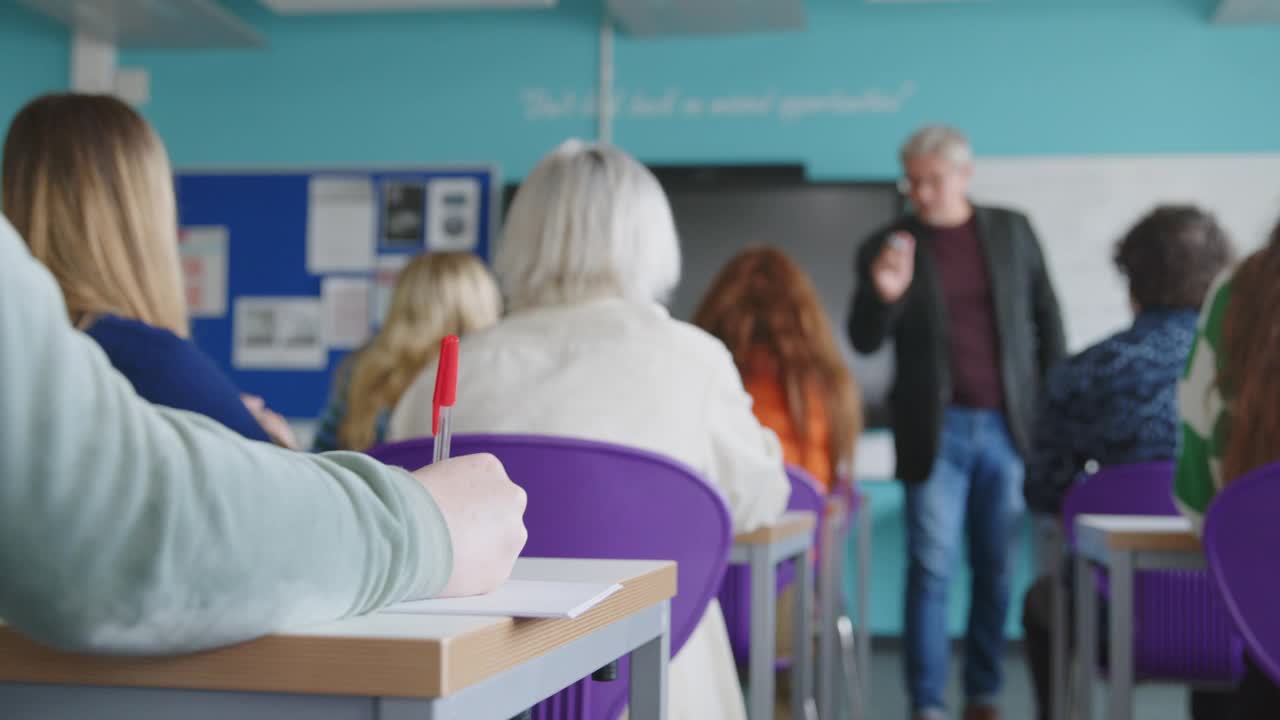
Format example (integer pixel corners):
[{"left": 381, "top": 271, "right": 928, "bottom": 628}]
[
  {"left": 719, "top": 464, "right": 823, "bottom": 666},
  {"left": 1205, "top": 461, "right": 1280, "bottom": 685},
  {"left": 368, "top": 434, "right": 733, "bottom": 720},
  {"left": 1061, "top": 461, "right": 1242, "bottom": 683},
  {"left": 1061, "top": 461, "right": 1178, "bottom": 546}
]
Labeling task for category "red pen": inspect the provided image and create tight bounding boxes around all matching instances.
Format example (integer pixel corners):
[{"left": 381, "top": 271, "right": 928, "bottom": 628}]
[{"left": 432, "top": 335, "right": 460, "bottom": 464}]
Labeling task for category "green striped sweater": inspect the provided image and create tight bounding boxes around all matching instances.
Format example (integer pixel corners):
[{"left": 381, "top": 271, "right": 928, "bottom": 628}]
[{"left": 1174, "top": 274, "right": 1234, "bottom": 534}]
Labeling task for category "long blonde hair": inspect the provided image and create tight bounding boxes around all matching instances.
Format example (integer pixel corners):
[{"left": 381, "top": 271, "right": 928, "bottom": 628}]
[
  {"left": 3, "top": 93, "right": 188, "bottom": 336},
  {"left": 339, "top": 252, "right": 502, "bottom": 450}
]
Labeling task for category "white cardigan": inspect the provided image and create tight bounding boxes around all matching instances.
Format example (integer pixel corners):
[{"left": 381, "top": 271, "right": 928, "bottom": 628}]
[
  {"left": 389, "top": 297, "right": 790, "bottom": 533},
  {"left": 389, "top": 297, "right": 791, "bottom": 720}
]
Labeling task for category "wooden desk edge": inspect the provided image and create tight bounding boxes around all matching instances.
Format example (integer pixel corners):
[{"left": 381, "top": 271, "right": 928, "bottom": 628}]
[
  {"left": 0, "top": 561, "right": 677, "bottom": 699},
  {"left": 733, "top": 511, "right": 818, "bottom": 545},
  {"left": 1077, "top": 523, "right": 1203, "bottom": 555}
]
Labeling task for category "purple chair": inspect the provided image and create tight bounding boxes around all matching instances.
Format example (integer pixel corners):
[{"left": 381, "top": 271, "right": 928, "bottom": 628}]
[
  {"left": 718, "top": 465, "right": 824, "bottom": 666},
  {"left": 368, "top": 434, "right": 734, "bottom": 720},
  {"left": 1055, "top": 461, "right": 1242, "bottom": 718},
  {"left": 1204, "top": 461, "right": 1280, "bottom": 685}
]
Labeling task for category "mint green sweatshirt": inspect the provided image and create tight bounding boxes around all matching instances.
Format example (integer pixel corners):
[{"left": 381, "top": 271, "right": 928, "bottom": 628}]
[{"left": 0, "top": 216, "right": 451, "bottom": 654}]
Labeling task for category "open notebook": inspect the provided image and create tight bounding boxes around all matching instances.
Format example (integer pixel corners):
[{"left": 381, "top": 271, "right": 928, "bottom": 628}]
[{"left": 383, "top": 579, "right": 624, "bottom": 619}]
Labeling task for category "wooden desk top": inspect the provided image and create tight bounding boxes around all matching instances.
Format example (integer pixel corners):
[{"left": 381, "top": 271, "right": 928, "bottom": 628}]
[
  {"left": 733, "top": 511, "right": 817, "bottom": 545},
  {"left": 1076, "top": 514, "right": 1202, "bottom": 561},
  {"left": 0, "top": 558, "right": 675, "bottom": 699}
]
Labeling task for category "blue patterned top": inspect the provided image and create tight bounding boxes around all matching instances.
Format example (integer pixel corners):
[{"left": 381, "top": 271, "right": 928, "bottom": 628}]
[
  {"left": 311, "top": 358, "right": 390, "bottom": 453},
  {"left": 1024, "top": 309, "right": 1198, "bottom": 515}
]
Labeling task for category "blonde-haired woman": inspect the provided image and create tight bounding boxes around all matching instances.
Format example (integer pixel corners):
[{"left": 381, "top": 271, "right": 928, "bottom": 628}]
[
  {"left": 390, "top": 140, "right": 789, "bottom": 720},
  {"left": 2, "top": 93, "right": 284, "bottom": 444},
  {"left": 312, "top": 252, "right": 502, "bottom": 452}
]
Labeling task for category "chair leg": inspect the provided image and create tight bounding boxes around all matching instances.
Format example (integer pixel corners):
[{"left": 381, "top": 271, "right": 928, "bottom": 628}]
[
  {"left": 837, "top": 614, "right": 861, "bottom": 720},
  {"left": 855, "top": 498, "right": 872, "bottom": 714},
  {"left": 1050, "top": 532, "right": 1069, "bottom": 720}
]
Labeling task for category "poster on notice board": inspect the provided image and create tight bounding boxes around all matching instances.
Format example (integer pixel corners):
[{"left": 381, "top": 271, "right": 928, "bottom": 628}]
[
  {"left": 427, "top": 177, "right": 481, "bottom": 252},
  {"left": 233, "top": 297, "right": 326, "bottom": 369},
  {"left": 179, "top": 225, "right": 228, "bottom": 318},
  {"left": 307, "top": 176, "right": 376, "bottom": 274}
]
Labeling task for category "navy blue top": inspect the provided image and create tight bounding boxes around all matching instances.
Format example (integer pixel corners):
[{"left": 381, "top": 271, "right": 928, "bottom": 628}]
[
  {"left": 85, "top": 315, "right": 271, "bottom": 443},
  {"left": 1024, "top": 308, "right": 1198, "bottom": 515}
]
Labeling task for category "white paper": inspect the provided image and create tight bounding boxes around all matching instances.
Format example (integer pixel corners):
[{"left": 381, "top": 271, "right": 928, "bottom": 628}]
[
  {"left": 307, "top": 176, "right": 376, "bottom": 273},
  {"left": 427, "top": 177, "right": 481, "bottom": 251},
  {"left": 178, "top": 226, "right": 228, "bottom": 318},
  {"left": 384, "top": 580, "right": 624, "bottom": 619},
  {"left": 321, "top": 277, "right": 371, "bottom": 349},
  {"left": 233, "top": 297, "right": 326, "bottom": 369},
  {"left": 371, "top": 254, "right": 411, "bottom": 327}
]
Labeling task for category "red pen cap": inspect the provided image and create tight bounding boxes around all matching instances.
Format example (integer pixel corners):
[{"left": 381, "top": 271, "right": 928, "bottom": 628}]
[{"left": 432, "top": 335, "right": 460, "bottom": 436}]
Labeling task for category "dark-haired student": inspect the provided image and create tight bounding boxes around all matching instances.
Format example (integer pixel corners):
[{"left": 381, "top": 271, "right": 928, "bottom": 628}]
[{"left": 1021, "top": 206, "right": 1235, "bottom": 720}]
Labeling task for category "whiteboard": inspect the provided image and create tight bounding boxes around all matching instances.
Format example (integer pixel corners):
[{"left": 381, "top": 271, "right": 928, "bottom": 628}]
[{"left": 969, "top": 154, "right": 1280, "bottom": 351}]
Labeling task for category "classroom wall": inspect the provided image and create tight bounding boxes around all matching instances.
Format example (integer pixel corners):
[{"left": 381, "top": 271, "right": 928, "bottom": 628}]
[
  {"left": 6, "top": 0, "right": 1277, "bottom": 639},
  {"left": 114, "top": 0, "right": 1280, "bottom": 180},
  {"left": 0, "top": 7, "right": 67, "bottom": 153}
]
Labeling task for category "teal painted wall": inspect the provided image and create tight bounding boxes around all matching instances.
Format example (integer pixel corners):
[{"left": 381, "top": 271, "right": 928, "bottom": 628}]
[
  {"left": 116, "top": 0, "right": 1280, "bottom": 181},
  {"left": 0, "top": 5, "right": 67, "bottom": 151}
]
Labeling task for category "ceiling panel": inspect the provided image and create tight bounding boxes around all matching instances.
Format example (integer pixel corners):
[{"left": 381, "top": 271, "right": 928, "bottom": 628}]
[
  {"left": 608, "top": 0, "right": 806, "bottom": 35},
  {"left": 19, "top": 0, "right": 264, "bottom": 48}
]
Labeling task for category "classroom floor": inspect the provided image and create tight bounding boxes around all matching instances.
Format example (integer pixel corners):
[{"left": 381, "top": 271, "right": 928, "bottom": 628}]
[{"left": 855, "top": 643, "right": 1192, "bottom": 720}]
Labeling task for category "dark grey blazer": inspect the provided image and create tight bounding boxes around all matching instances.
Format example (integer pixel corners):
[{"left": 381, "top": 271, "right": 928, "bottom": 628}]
[{"left": 848, "top": 205, "right": 1067, "bottom": 484}]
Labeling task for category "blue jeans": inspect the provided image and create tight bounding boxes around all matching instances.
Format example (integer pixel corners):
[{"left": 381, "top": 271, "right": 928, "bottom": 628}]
[{"left": 904, "top": 407, "right": 1024, "bottom": 715}]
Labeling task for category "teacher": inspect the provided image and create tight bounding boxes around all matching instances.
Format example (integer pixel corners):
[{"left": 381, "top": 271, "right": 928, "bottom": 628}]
[{"left": 848, "top": 126, "right": 1066, "bottom": 720}]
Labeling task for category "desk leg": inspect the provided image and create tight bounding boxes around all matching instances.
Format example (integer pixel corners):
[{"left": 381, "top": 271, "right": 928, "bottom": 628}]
[
  {"left": 791, "top": 548, "right": 814, "bottom": 720},
  {"left": 817, "top": 519, "right": 838, "bottom": 720},
  {"left": 1050, "top": 537, "right": 1068, "bottom": 720},
  {"left": 856, "top": 505, "right": 871, "bottom": 713},
  {"left": 1108, "top": 550, "right": 1134, "bottom": 720},
  {"left": 1075, "top": 553, "right": 1096, "bottom": 720},
  {"left": 748, "top": 545, "right": 777, "bottom": 720},
  {"left": 630, "top": 601, "right": 670, "bottom": 720}
]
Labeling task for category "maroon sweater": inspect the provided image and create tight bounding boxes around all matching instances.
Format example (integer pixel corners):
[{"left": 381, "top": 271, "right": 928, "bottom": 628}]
[{"left": 926, "top": 217, "right": 1005, "bottom": 410}]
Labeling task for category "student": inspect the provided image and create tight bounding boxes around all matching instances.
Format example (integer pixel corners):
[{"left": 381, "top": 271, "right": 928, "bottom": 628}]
[
  {"left": 389, "top": 140, "right": 790, "bottom": 720},
  {"left": 0, "top": 213, "right": 526, "bottom": 653},
  {"left": 2, "top": 93, "right": 285, "bottom": 445},
  {"left": 693, "top": 245, "right": 862, "bottom": 492},
  {"left": 1020, "top": 206, "right": 1234, "bottom": 720},
  {"left": 1177, "top": 217, "right": 1280, "bottom": 719},
  {"left": 312, "top": 252, "right": 502, "bottom": 452}
]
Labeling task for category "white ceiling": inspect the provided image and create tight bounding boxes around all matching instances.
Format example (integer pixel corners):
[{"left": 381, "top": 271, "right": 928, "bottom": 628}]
[
  {"left": 608, "top": 0, "right": 806, "bottom": 35},
  {"left": 19, "top": 0, "right": 264, "bottom": 47}
]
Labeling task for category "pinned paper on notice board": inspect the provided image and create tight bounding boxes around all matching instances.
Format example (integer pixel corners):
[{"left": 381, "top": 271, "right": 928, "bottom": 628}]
[
  {"left": 427, "top": 177, "right": 481, "bottom": 252},
  {"left": 233, "top": 297, "right": 326, "bottom": 369},
  {"left": 381, "top": 180, "right": 427, "bottom": 250},
  {"left": 179, "top": 225, "right": 228, "bottom": 318},
  {"left": 321, "top": 276, "right": 371, "bottom": 350},
  {"left": 371, "top": 254, "right": 412, "bottom": 328},
  {"left": 307, "top": 176, "right": 376, "bottom": 274}
]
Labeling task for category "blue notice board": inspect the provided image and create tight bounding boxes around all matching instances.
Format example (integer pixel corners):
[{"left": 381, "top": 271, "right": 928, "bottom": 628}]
[{"left": 175, "top": 166, "right": 499, "bottom": 420}]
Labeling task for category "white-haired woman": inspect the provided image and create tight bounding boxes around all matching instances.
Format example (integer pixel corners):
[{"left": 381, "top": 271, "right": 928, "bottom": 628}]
[{"left": 389, "top": 140, "right": 789, "bottom": 719}]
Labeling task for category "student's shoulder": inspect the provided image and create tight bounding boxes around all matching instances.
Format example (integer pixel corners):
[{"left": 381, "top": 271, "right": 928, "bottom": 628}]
[
  {"left": 86, "top": 315, "right": 194, "bottom": 362},
  {"left": 662, "top": 315, "right": 741, "bottom": 376},
  {"left": 975, "top": 204, "right": 1029, "bottom": 223}
]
